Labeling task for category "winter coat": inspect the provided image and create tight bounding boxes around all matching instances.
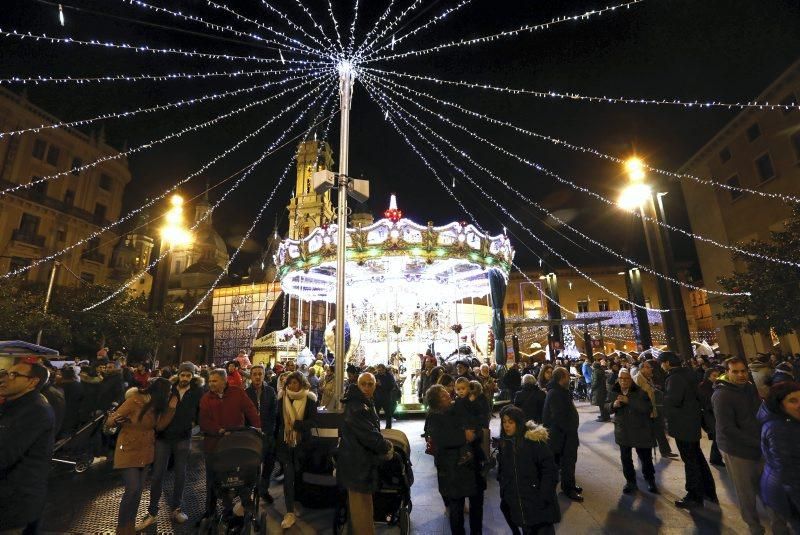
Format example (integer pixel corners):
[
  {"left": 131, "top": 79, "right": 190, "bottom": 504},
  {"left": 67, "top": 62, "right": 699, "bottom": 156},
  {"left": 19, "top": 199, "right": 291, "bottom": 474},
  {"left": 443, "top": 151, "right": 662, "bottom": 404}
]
[
  {"left": 0, "top": 391, "right": 55, "bottom": 500},
  {"left": 590, "top": 363, "right": 607, "bottom": 406},
  {"left": 245, "top": 382, "right": 278, "bottom": 436},
  {"left": 514, "top": 383, "right": 546, "bottom": 423},
  {"left": 132, "top": 371, "right": 151, "bottom": 389},
  {"left": 157, "top": 376, "right": 204, "bottom": 442},
  {"left": 78, "top": 371, "right": 103, "bottom": 422},
  {"left": 581, "top": 361, "right": 593, "bottom": 385},
  {"left": 758, "top": 403, "right": 800, "bottom": 519},
  {"left": 605, "top": 382, "right": 655, "bottom": 449},
  {"left": 97, "top": 368, "right": 126, "bottom": 411},
  {"left": 428, "top": 404, "right": 485, "bottom": 499},
  {"left": 662, "top": 366, "right": 702, "bottom": 442},
  {"left": 478, "top": 373, "right": 498, "bottom": 406},
  {"left": 503, "top": 367, "right": 522, "bottom": 396},
  {"left": 199, "top": 386, "right": 261, "bottom": 453},
  {"left": 337, "top": 385, "right": 393, "bottom": 493},
  {"left": 418, "top": 369, "right": 436, "bottom": 403},
  {"left": 698, "top": 379, "right": 716, "bottom": 438},
  {"left": 42, "top": 384, "right": 65, "bottom": 438},
  {"left": 375, "top": 371, "right": 398, "bottom": 406},
  {"left": 710, "top": 377, "right": 762, "bottom": 460},
  {"left": 606, "top": 370, "right": 619, "bottom": 392},
  {"left": 748, "top": 361, "right": 773, "bottom": 398},
  {"left": 542, "top": 379, "right": 579, "bottom": 455},
  {"left": 58, "top": 379, "right": 83, "bottom": 436},
  {"left": 275, "top": 390, "right": 318, "bottom": 460},
  {"left": 106, "top": 388, "right": 176, "bottom": 469},
  {"left": 497, "top": 424, "right": 561, "bottom": 527},
  {"left": 226, "top": 369, "right": 244, "bottom": 389}
]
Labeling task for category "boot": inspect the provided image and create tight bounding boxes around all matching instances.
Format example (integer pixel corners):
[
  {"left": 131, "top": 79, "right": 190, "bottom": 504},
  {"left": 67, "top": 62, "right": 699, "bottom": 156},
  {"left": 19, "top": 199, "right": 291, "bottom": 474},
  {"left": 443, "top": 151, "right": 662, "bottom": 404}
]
[
  {"left": 622, "top": 480, "right": 637, "bottom": 494},
  {"left": 646, "top": 479, "right": 659, "bottom": 494}
]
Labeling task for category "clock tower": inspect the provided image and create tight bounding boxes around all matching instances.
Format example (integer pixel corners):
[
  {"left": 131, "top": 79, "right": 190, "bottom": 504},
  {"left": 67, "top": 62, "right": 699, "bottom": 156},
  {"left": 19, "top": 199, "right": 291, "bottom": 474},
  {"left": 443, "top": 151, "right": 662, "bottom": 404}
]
[{"left": 287, "top": 138, "right": 335, "bottom": 239}]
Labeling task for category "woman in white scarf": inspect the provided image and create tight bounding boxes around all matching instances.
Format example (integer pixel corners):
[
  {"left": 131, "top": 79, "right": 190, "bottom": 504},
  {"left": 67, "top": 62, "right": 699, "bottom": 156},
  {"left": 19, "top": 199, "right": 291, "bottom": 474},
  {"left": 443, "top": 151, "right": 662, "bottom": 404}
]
[{"left": 276, "top": 371, "right": 318, "bottom": 529}]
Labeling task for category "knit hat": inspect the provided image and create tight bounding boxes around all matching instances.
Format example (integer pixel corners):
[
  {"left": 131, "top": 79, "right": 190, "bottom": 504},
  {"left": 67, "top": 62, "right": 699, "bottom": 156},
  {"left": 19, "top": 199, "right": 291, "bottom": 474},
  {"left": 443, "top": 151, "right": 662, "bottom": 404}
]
[{"left": 178, "top": 362, "right": 196, "bottom": 375}]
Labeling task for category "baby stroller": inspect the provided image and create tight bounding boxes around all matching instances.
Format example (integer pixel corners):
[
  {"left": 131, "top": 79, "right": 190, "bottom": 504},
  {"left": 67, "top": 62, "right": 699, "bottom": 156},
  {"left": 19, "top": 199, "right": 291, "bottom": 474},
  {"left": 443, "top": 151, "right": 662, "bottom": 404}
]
[
  {"left": 198, "top": 427, "right": 265, "bottom": 535},
  {"left": 51, "top": 404, "right": 114, "bottom": 473},
  {"left": 333, "top": 428, "right": 414, "bottom": 534}
]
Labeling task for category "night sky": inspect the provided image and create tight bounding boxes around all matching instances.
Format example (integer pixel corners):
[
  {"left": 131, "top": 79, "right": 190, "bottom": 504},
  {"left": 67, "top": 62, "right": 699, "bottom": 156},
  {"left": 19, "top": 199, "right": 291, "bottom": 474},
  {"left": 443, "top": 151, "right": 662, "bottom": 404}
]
[{"left": 3, "top": 0, "right": 800, "bottom": 280}]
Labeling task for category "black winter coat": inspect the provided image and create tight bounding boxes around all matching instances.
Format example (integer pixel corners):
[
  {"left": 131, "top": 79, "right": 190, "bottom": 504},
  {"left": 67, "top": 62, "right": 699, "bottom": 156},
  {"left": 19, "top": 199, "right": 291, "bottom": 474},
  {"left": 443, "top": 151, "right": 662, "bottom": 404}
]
[
  {"left": 710, "top": 378, "right": 762, "bottom": 460},
  {"left": 245, "top": 382, "right": 278, "bottom": 437},
  {"left": 590, "top": 363, "right": 607, "bottom": 406},
  {"left": 697, "top": 379, "right": 716, "bottom": 439},
  {"left": 662, "top": 366, "right": 702, "bottom": 442},
  {"left": 337, "top": 386, "right": 392, "bottom": 493},
  {"left": 275, "top": 390, "right": 318, "bottom": 460},
  {"left": 59, "top": 379, "right": 83, "bottom": 437},
  {"left": 0, "top": 391, "right": 55, "bottom": 500},
  {"left": 498, "top": 425, "right": 561, "bottom": 527},
  {"left": 97, "top": 369, "right": 125, "bottom": 411},
  {"left": 514, "top": 383, "right": 545, "bottom": 423},
  {"left": 158, "top": 377, "right": 204, "bottom": 442},
  {"left": 375, "top": 371, "right": 398, "bottom": 406},
  {"left": 605, "top": 382, "right": 655, "bottom": 448},
  {"left": 542, "top": 379, "right": 579, "bottom": 455},
  {"left": 503, "top": 368, "right": 522, "bottom": 396},
  {"left": 427, "top": 405, "right": 485, "bottom": 499},
  {"left": 758, "top": 403, "right": 800, "bottom": 519}
]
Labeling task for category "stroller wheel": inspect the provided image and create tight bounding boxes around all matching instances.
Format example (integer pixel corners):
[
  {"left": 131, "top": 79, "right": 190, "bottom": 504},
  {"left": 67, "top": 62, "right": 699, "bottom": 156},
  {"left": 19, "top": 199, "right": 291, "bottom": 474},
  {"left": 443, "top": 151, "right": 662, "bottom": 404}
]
[{"left": 398, "top": 505, "right": 411, "bottom": 535}]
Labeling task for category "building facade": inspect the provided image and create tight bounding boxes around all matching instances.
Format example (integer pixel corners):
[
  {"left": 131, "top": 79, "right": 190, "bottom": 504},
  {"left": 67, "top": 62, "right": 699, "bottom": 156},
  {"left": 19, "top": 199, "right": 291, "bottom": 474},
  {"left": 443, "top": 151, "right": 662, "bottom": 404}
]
[
  {"left": 0, "top": 88, "right": 131, "bottom": 286},
  {"left": 679, "top": 59, "right": 800, "bottom": 356}
]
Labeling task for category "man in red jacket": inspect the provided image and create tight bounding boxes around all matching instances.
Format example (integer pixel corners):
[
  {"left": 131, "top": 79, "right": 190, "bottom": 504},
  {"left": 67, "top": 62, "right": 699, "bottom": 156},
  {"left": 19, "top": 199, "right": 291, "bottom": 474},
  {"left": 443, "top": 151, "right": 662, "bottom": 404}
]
[{"left": 199, "top": 368, "right": 260, "bottom": 522}]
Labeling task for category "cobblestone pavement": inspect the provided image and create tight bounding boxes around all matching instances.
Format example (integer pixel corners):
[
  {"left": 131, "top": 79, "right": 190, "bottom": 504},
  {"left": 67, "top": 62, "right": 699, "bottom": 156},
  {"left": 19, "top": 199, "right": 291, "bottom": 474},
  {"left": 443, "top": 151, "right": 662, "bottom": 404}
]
[{"left": 42, "top": 402, "right": 764, "bottom": 534}]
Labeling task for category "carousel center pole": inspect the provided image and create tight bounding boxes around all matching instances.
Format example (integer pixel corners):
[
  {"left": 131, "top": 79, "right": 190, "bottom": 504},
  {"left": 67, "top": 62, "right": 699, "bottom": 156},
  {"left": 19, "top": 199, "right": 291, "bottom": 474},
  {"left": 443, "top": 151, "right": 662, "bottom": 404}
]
[{"left": 333, "top": 61, "right": 355, "bottom": 411}]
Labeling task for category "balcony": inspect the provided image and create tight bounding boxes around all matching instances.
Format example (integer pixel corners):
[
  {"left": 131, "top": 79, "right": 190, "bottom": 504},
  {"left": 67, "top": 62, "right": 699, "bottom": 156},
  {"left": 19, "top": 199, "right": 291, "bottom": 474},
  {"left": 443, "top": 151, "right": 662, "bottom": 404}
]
[
  {"left": 81, "top": 250, "right": 106, "bottom": 264},
  {"left": 11, "top": 230, "right": 45, "bottom": 247}
]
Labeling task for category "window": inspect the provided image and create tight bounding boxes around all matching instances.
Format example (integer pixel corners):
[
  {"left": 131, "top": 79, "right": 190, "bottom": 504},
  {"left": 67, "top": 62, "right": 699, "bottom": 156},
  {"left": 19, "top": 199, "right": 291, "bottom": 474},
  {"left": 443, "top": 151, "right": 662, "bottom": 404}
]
[
  {"left": 791, "top": 131, "right": 800, "bottom": 162},
  {"left": 755, "top": 153, "right": 775, "bottom": 182},
  {"left": 64, "top": 189, "right": 75, "bottom": 206},
  {"left": 31, "top": 139, "right": 46, "bottom": 160},
  {"left": 71, "top": 158, "right": 82, "bottom": 176},
  {"left": 80, "top": 272, "right": 95, "bottom": 284},
  {"left": 577, "top": 300, "right": 589, "bottom": 313},
  {"left": 746, "top": 123, "right": 761, "bottom": 142},
  {"left": 56, "top": 225, "right": 66, "bottom": 242},
  {"left": 718, "top": 147, "right": 731, "bottom": 163},
  {"left": 99, "top": 174, "right": 112, "bottom": 191},
  {"left": 726, "top": 174, "right": 743, "bottom": 201},
  {"left": 94, "top": 203, "right": 107, "bottom": 222},
  {"left": 780, "top": 93, "right": 798, "bottom": 115},
  {"left": 619, "top": 300, "right": 632, "bottom": 311},
  {"left": 46, "top": 145, "right": 60, "bottom": 166},
  {"left": 598, "top": 300, "right": 610, "bottom": 312},
  {"left": 19, "top": 213, "right": 40, "bottom": 235}
]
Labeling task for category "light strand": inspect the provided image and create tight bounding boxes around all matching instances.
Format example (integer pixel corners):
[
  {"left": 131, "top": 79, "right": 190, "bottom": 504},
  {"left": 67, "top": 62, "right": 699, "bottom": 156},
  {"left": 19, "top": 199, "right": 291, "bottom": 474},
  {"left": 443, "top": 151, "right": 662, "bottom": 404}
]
[
  {"left": 366, "top": 75, "right": 750, "bottom": 297},
  {"left": 362, "top": 76, "right": 670, "bottom": 313},
  {"left": 325, "top": 0, "right": 345, "bottom": 52},
  {"left": 0, "top": 67, "right": 309, "bottom": 86},
  {"left": 4, "top": 75, "right": 331, "bottom": 280},
  {"left": 177, "top": 87, "right": 337, "bottom": 322},
  {"left": 368, "top": 73, "right": 800, "bottom": 269},
  {"left": 1, "top": 69, "right": 333, "bottom": 198},
  {"left": 347, "top": 0, "right": 360, "bottom": 57},
  {"left": 368, "top": 69, "right": 800, "bottom": 205},
  {"left": 287, "top": 0, "right": 339, "bottom": 53},
  {"left": 252, "top": 0, "right": 333, "bottom": 56},
  {"left": 355, "top": 0, "right": 424, "bottom": 60},
  {"left": 353, "top": 0, "right": 397, "bottom": 58},
  {"left": 363, "top": 0, "right": 643, "bottom": 63},
  {"left": 512, "top": 261, "right": 579, "bottom": 318}
]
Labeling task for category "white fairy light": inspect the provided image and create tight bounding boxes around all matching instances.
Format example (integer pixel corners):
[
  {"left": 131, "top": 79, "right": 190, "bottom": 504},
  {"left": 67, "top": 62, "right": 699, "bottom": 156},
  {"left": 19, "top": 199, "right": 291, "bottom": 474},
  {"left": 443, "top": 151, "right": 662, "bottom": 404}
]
[
  {"left": 370, "top": 71, "right": 800, "bottom": 204},
  {"left": 1, "top": 69, "right": 333, "bottom": 198},
  {"left": 363, "top": 77, "right": 670, "bottom": 313},
  {"left": 366, "top": 73, "right": 800, "bottom": 269},
  {"left": 325, "top": 0, "right": 345, "bottom": 52},
  {"left": 353, "top": 0, "right": 398, "bottom": 58},
  {"left": 347, "top": 0, "right": 360, "bottom": 56},
  {"left": 252, "top": 0, "right": 332, "bottom": 55},
  {"left": 0, "top": 67, "right": 306, "bottom": 86},
  {"left": 355, "top": 0, "right": 424, "bottom": 60},
  {"left": 364, "top": 0, "right": 643, "bottom": 63},
  {"left": 3, "top": 74, "right": 333, "bottom": 279},
  {"left": 287, "top": 0, "right": 339, "bottom": 52},
  {"left": 368, "top": 76, "right": 749, "bottom": 298},
  {"left": 58, "top": 4, "right": 65, "bottom": 26}
]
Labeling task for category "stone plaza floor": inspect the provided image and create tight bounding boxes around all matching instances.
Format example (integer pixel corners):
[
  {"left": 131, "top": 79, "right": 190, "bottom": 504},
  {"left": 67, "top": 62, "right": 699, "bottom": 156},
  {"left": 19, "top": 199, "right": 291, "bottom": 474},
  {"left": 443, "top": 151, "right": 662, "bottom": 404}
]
[{"left": 41, "top": 401, "right": 763, "bottom": 534}]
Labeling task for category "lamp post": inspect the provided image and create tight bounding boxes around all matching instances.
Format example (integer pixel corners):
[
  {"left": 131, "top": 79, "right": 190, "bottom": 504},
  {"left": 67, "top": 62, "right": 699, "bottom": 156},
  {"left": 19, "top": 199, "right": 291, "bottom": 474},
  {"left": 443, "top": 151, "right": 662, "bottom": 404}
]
[
  {"left": 619, "top": 157, "right": 692, "bottom": 360},
  {"left": 149, "top": 194, "right": 192, "bottom": 314}
]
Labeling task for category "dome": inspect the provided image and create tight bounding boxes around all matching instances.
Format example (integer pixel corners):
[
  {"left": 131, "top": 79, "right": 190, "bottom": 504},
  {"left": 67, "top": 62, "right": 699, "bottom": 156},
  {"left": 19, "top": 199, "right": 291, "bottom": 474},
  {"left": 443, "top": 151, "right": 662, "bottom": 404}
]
[{"left": 193, "top": 227, "right": 228, "bottom": 260}]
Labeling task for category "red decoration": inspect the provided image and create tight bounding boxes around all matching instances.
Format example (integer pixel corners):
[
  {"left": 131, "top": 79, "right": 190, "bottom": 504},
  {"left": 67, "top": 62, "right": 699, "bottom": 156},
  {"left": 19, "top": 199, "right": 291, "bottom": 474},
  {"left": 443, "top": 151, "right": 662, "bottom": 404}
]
[{"left": 384, "top": 194, "right": 403, "bottom": 223}]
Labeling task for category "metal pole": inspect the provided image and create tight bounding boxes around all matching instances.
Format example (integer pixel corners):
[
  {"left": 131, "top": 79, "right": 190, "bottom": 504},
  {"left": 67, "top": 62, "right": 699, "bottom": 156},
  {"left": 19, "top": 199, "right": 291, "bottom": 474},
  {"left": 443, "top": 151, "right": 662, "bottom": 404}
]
[
  {"left": 333, "top": 62, "right": 354, "bottom": 410},
  {"left": 36, "top": 260, "right": 59, "bottom": 346}
]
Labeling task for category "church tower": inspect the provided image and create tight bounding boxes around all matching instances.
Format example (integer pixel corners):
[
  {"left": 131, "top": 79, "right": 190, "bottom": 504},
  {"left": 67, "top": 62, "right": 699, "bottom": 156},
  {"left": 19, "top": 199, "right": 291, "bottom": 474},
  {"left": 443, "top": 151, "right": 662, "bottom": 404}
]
[{"left": 287, "top": 138, "right": 335, "bottom": 239}]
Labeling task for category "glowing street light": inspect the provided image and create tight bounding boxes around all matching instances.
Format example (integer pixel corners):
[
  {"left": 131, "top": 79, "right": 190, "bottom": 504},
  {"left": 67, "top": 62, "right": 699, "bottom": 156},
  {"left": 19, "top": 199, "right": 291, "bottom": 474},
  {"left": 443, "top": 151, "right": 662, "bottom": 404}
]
[
  {"left": 160, "top": 194, "right": 192, "bottom": 247},
  {"left": 618, "top": 182, "right": 653, "bottom": 210}
]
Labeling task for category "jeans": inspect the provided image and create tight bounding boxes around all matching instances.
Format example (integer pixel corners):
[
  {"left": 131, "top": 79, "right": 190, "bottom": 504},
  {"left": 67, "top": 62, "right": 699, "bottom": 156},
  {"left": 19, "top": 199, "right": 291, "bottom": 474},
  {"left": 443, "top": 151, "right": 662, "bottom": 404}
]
[
  {"left": 119, "top": 467, "right": 147, "bottom": 529},
  {"left": 447, "top": 492, "right": 484, "bottom": 535},
  {"left": 377, "top": 400, "right": 396, "bottom": 429},
  {"left": 619, "top": 446, "right": 655, "bottom": 483},
  {"left": 722, "top": 453, "right": 764, "bottom": 534},
  {"left": 675, "top": 439, "right": 715, "bottom": 500},
  {"left": 148, "top": 438, "right": 190, "bottom": 516}
]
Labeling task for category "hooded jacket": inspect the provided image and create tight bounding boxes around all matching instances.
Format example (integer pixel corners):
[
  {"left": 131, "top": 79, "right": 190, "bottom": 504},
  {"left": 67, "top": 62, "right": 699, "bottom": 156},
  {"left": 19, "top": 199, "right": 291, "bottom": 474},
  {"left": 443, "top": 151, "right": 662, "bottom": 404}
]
[
  {"left": 662, "top": 366, "right": 702, "bottom": 442},
  {"left": 497, "top": 423, "right": 561, "bottom": 527},
  {"left": 710, "top": 376, "right": 762, "bottom": 460},
  {"left": 336, "top": 384, "right": 392, "bottom": 493},
  {"left": 758, "top": 402, "right": 800, "bottom": 518}
]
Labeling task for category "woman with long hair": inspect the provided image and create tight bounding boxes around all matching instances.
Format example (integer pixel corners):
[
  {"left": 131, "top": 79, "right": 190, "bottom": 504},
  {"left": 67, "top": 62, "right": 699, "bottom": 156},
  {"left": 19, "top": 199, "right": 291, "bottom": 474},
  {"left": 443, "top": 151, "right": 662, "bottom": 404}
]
[
  {"left": 105, "top": 377, "right": 177, "bottom": 534},
  {"left": 275, "top": 371, "right": 318, "bottom": 529},
  {"left": 536, "top": 364, "right": 554, "bottom": 391}
]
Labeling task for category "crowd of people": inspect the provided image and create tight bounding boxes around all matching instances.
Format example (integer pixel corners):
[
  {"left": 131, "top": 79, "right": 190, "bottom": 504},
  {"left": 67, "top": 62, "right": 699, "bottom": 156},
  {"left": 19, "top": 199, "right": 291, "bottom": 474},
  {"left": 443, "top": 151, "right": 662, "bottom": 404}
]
[{"left": 1, "top": 345, "right": 799, "bottom": 534}]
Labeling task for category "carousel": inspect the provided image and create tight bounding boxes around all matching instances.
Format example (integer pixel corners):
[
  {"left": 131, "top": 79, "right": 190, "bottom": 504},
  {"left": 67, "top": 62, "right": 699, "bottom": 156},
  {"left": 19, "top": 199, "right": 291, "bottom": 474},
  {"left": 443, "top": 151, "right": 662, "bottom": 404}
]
[{"left": 274, "top": 195, "right": 514, "bottom": 406}]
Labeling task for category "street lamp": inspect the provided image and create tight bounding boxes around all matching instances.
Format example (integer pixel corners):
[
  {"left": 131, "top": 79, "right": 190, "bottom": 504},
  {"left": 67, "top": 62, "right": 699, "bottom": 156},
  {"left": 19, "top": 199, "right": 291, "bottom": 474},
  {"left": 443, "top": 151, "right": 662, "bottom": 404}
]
[
  {"left": 618, "top": 157, "right": 692, "bottom": 360},
  {"left": 149, "top": 194, "right": 192, "bottom": 314}
]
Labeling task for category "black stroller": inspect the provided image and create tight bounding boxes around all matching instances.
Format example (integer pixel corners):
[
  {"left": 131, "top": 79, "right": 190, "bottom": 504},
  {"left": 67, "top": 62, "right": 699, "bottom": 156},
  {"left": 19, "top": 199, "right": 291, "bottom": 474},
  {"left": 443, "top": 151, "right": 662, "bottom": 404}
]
[
  {"left": 51, "top": 404, "right": 114, "bottom": 473},
  {"left": 198, "top": 427, "right": 265, "bottom": 535},
  {"left": 333, "top": 428, "right": 414, "bottom": 534}
]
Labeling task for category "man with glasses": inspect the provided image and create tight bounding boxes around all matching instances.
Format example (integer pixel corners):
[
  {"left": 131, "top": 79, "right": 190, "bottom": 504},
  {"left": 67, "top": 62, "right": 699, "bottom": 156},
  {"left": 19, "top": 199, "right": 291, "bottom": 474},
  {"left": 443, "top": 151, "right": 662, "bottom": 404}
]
[{"left": 0, "top": 360, "right": 55, "bottom": 534}]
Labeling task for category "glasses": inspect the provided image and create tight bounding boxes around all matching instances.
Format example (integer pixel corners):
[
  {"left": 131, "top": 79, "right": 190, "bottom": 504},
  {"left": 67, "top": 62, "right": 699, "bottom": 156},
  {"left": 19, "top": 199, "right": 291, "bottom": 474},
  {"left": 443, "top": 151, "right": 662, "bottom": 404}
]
[{"left": 2, "top": 371, "right": 34, "bottom": 380}]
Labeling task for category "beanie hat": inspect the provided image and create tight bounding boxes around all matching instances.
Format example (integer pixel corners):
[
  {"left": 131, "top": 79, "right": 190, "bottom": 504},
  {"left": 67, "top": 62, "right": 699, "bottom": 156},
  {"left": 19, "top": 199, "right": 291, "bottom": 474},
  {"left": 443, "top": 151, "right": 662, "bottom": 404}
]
[{"left": 178, "top": 362, "right": 196, "bottom": 375}]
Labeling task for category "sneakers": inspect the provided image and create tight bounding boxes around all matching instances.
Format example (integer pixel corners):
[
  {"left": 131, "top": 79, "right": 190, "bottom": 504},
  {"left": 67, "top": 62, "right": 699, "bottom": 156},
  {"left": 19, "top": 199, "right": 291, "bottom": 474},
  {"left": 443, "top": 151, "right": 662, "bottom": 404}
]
[
  {"left": 281, "top": 512, "right": 297, "bottom": 529},
  {"left": 171, "top": 508, "right": 188, "bottom": 523},
  {"left": 134, "top": 514, "right": 157, "bottom": 531}
]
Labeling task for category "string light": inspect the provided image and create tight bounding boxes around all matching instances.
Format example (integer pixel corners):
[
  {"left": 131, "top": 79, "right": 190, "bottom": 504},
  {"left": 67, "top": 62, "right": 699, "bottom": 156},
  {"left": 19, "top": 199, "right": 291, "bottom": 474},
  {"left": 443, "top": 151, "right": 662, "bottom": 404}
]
[
  {"left": 348, "top": 0, "right": 360, "bottom": 57},
  {"left": 253, "top": 0, "right": 332, "bottom": 56},
  {"left": 353, "top": 0, "right": 398, "bottom": 58},
  {"left": 1, "top": 69, "right": 332, "bottom": 198},
  {"left": 362, "top": 76, "right": 670, "bottom": 313},
  {"left": 325, "top": 0, "right": 345, "bottom": 52},
  {"left": 363, "top": 0, "right": 643, "bottom": 64},
  {"left": 1, "top": 73, "right": 318, "bottom": 138},
  {"left": 287, "top": 0, "right": 339, "bottom": 53},
  {"left": 366, "top": 73, "right": 800, "bottom": 269},
  {"left": 3, "top": 74, "right": 333, "bottom": 280},
  {"left": 512, "top": 261, "right": 579, "bottom": 318},
  {"left": 58, "top": 4, "right": 65, "bottom": 26},
  {"left": 365, "top": 74, "right": 750, "bottom": 298},
  {"left": 177, "top": 88, "right": 336, "bottom": 322},
  {"left": 368, "top": 69, "right": 800, "bottom": 205},
  {"left": 0, "top": 26, "right": 328, "bottom": 68},
  {"left": 355, "top": 0, "right": 423, "bottom": 60}
]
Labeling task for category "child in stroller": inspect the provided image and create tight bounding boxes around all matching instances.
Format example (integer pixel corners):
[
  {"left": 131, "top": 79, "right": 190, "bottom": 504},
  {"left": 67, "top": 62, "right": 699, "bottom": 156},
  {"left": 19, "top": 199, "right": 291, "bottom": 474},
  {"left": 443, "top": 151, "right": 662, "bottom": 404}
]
[{"left": 198, "top": 427, "right": 265, "bottom": 534}]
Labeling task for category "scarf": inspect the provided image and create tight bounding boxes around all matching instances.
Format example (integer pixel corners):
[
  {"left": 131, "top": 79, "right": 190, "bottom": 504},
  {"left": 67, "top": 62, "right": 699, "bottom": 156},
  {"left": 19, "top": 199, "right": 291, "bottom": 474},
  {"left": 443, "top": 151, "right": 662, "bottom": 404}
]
[{"left": 281, "top": 388, "right": 309, "bottom": 448}]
